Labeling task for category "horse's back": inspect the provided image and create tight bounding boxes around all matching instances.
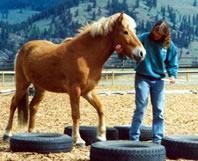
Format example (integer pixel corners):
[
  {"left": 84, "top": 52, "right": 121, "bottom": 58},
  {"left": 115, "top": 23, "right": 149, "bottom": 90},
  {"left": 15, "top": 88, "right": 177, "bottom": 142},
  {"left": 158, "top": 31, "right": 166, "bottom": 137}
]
[
  {"left": 19, "top": 40, "right": 56, "bottom": 56},
  {"left": 15, "top": 40, "right": 69, "bottom": 91},
  {"left": 16, "top": 40, "right": 59, "bottom": 64}
]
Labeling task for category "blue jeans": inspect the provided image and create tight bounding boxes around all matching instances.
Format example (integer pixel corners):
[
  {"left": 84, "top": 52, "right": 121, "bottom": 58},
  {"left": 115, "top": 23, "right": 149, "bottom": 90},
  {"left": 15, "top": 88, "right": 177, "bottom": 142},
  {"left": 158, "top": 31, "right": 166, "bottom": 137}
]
[{"left": 129, "top": 74, "right": 165, "bottom": 143}]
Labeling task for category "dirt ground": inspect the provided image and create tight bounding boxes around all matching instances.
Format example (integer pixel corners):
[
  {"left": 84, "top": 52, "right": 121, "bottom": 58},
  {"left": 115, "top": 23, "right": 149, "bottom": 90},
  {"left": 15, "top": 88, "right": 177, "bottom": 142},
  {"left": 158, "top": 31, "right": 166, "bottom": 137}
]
[{"left": 0, "top": 84, "right": 198, "bottom": 161}]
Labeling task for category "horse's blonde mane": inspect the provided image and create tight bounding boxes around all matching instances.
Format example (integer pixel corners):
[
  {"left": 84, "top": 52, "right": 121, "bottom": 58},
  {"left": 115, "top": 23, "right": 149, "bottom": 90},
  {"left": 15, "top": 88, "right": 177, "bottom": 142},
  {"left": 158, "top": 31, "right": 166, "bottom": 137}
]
[
  {"left": 76, "top": 13, "right": 136, "bottom": 38},
  {"left": 62, "top": 37, "right": 73, "bottom": 43}
]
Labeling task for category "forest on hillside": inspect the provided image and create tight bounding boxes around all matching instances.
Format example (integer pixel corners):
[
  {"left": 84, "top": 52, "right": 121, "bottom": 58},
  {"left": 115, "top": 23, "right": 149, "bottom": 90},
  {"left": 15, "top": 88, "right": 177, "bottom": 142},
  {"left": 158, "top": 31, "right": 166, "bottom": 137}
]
[
  {"left": 0, "top": 0, "right": 198, "bottom": 68},
  {"left": 0, "top": 0, "right": 63, "bottom": 11}
]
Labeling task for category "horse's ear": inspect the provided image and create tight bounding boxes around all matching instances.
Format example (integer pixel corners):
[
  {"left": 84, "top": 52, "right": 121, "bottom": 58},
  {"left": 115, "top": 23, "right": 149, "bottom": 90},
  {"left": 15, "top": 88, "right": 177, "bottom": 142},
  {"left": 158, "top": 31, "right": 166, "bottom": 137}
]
[{"left": 118, "top": 11, "right": 124, "bottom": 23}]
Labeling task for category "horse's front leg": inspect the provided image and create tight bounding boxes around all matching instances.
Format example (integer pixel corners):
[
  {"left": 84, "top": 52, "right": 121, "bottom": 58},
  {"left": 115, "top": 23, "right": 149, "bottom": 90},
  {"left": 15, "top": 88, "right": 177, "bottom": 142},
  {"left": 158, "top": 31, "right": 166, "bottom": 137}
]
[
  {"left": 69, "top": 86, "right": 85, "bottom": 147},
  {"left": 82, "top": 90, "right": 106, "bottom": 142}
]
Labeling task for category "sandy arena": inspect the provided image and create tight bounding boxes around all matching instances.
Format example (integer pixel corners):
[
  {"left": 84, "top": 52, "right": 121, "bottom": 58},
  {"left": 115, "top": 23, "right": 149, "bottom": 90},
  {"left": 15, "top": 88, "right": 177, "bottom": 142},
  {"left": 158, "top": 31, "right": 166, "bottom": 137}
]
[{"left": 0, "top": 84, "right": 198, "bottom": 161}]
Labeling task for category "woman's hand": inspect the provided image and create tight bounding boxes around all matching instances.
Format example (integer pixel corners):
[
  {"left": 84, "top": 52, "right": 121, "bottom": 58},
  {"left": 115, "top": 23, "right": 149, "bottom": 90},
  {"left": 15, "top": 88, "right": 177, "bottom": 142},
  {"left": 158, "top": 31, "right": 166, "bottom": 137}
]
[
  {"left": 169, "top": 77, "right": 176, "bottom": 84},
  {"left": 114, "top": 44, "right": 123, "bottom": 53}
]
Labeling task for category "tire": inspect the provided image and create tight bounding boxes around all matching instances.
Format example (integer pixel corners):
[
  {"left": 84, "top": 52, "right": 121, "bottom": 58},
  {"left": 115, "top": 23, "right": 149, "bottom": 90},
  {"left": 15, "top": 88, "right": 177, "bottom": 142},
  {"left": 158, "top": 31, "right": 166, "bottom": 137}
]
[
  {"left": 114, "top": 125, "right": 130, "bottom": 140},
  {"left": 90, "top": 140, "right": 166, "bottom": 161},
  {"left": 10, "top": 133, "right": 73, "bottom": 153},
  {"left": 64, "top": 126, "right": 118, "bottom": 145},
  {"left": 114, "top": 125, "right": 153, "bottom": 141},
  {"left": 139, "top": 125, "right": 153, "bottom": 141},
  {"left": 161, "top": 135, "right": 198, "bottom": 160}
]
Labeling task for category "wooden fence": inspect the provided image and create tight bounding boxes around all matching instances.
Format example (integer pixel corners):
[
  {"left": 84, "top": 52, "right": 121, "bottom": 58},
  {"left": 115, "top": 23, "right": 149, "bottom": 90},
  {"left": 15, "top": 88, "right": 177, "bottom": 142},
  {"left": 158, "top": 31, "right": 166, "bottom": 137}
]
[
  {"left": 0, "top": 70, "right": 198, "bottom": 86},
  {"left": 101, "top": 70, "right": 198, "bottom": 85}
]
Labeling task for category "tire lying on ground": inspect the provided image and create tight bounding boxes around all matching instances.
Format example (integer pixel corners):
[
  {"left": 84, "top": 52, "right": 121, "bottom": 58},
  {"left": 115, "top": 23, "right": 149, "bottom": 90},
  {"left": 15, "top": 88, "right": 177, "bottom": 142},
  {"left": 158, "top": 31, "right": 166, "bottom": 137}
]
[
  {"left": 114, "top": 125, "right": 153, "bottom": 141},
  {"left": 139, "top": 125, "right": 153, "bottom": 141},
  {"left": 64, "top": 126, "right": 118, "bottom": 145},
  {"left": 10, "top": 133, "right": 73, "bottom": 153},
  {"left": 161, "top": 135, "right": 198, "bottom": 160},
  {"left": 90, "top": 140, "right": 166, "bottom": 161}
]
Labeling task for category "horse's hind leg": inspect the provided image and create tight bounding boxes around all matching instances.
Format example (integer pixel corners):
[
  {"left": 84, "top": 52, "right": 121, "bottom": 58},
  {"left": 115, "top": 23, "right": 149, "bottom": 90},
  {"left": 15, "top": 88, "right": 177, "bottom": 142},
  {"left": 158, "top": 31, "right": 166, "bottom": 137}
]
[
  {"left": 3, "top": 83, "right": 30, "bottom": 141},
  {"left": 82, "top": 90, "right": 106, "bottom": 142},
  {"left": 28, "top": 87, "right": 45, "bottom": 132},
  {"left": 68, "top": 85, "right": 85, "bottom": 147}
]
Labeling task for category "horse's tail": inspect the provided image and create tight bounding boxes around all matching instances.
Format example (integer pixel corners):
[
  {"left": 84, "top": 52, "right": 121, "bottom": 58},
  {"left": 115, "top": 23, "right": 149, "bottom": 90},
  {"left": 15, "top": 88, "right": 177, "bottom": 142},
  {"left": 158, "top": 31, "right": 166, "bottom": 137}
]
[{"left": 17, "top": 91, "right": 29, "bottom": 127}]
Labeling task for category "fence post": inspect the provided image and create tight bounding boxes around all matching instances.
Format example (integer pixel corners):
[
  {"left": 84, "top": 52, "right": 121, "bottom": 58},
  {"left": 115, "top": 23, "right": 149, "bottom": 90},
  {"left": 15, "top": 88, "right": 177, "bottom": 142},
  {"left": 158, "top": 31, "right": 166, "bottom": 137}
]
[
  {"left": 12, "top": 76, "right": 15, "bottom": 85},
  {"left": 106, "top": 74, "right": 108, "bottom": 80},
  {"left": 112, "top": 72, "right": 114, "bottom": 86},
  {"left": 185, "top": 72, "right": 189, "bottom": 81},
  {"left": 2, "top": 72, "right": 4, "bottom": 86}
]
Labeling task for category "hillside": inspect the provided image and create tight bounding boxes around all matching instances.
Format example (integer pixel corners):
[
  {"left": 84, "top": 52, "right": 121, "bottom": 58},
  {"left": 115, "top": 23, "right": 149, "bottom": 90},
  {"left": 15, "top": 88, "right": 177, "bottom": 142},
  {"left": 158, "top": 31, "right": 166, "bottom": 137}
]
[
  {"left": 0, "top": 0, "right": 64, "bottom": 24},
  {"left": 0, "top": 0, "right": 198, "bottom": 69},
  {"left": 0, "top": 0, "right": 63, "bottom": 11},
  {"left": 0, "top": 9, "right": 39, "bottom": 24}
]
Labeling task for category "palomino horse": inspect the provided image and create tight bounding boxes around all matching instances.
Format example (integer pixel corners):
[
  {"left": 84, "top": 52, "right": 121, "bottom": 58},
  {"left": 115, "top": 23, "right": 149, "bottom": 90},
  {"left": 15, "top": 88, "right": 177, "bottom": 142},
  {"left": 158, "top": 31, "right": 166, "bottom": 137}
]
[{"left": 3, "top": 12, "right": 146, "bottom": 146}]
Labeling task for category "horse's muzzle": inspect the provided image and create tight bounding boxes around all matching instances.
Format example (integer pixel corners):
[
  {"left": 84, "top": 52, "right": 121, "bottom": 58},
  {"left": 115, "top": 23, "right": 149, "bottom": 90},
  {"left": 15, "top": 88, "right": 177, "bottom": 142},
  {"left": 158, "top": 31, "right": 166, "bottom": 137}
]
[{"left": 133, "top": 47, "right": 146, "bottom": 63}]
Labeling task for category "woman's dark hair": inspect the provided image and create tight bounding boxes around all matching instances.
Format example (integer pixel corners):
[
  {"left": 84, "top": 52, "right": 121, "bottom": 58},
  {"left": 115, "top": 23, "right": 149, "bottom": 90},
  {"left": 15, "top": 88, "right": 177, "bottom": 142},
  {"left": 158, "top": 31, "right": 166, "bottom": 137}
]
[{"left": 149, "top": 20, "right": 171, "bottom": 48}]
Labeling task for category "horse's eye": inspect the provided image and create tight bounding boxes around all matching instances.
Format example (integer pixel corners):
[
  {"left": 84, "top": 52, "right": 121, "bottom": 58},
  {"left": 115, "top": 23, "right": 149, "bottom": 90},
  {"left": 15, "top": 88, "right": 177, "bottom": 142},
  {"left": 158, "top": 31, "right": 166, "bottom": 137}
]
[{"left": 123, "top": 31, "right": 128, "bottom": 35}]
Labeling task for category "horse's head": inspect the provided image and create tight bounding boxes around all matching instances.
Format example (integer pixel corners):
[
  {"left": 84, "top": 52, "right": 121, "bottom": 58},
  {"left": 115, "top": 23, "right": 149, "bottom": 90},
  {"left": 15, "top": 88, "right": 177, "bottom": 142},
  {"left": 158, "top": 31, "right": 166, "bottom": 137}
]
[{"left": 113, "top": 12, "right": 146, "bottom": 63}]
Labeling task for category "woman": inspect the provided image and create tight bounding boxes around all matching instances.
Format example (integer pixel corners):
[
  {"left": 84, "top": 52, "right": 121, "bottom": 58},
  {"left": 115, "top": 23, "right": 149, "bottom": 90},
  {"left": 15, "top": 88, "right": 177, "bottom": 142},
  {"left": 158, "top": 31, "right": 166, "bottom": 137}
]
[
  {"left": 115, "top": 20, "right": 178, "bottom": 143},
  {"left": 130, "top": 20, "right": 178, "bottom": 144}
]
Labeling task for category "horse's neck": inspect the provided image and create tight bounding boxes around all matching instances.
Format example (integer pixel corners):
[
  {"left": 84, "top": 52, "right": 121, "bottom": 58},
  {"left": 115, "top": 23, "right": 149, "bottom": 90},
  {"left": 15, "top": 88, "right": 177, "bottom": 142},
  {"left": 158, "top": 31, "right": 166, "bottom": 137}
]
[{"left": 73, "top": 33, "right": 114, "bottom": 67}]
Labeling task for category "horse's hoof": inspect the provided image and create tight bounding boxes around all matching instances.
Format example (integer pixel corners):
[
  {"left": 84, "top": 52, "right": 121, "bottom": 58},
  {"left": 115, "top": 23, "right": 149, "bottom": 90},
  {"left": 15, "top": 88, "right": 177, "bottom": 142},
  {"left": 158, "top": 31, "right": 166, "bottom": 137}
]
[
  {"left": 74, "top": 139, "right": 86, "bottom": 147},
  {"left": 2, "top": 135, "right": 11, "bottom": 142},
  {"left": 97, "top": 135, "right": 106, "bottom": 142},
  {"left": 75, "top": 142, "right": 86, "bottom": 148}
]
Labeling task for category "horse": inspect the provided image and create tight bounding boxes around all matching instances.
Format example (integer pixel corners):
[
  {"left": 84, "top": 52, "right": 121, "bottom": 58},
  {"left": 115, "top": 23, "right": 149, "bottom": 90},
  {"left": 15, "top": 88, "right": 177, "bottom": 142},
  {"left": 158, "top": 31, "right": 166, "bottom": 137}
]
[{"left": 3, "top": 11, "right": 146, "bottom": 146}]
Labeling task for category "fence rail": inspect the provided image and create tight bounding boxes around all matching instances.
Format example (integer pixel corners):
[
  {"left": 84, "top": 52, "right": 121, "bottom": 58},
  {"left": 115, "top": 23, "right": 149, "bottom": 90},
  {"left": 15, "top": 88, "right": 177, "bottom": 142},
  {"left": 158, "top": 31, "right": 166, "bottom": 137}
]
[
  {"left": 101, "top": 70, "right": 198, "bottom": 85},
  {"left": 1, "top": 58, "right": 198, "bottom": 70},
  {"left": 1, "top": 70, "right": 198, "bottom": 86}
]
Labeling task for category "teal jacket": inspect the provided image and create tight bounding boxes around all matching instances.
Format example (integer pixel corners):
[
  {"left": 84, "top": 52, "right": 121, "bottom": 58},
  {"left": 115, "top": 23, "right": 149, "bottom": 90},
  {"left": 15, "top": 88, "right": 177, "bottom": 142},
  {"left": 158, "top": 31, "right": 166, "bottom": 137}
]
[{"left": 135, "top": 32, "right": 178, "bottom": 78}]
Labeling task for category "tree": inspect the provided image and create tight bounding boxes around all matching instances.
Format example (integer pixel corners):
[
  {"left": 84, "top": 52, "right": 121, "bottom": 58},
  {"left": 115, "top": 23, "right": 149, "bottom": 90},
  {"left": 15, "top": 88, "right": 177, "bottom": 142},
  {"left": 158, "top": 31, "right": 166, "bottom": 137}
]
[
  {"left": 137, "top": 20, "right": 145, "bottom": 33},
  {"left": 121, "top": 0, "right": 128, "bottom": 11},
  {"left": 19, "top": 8, "right": 23, "bottom": 13},
  {"left": 97, "top": 6, "right": 101, "bottom": 16},
  {"left": 28, "top": 25, "right": 41, "bottom": 40},
  {"left": 195, "top": 26, "right": 198, "bottom": 36},
  {"left": 1, "top": 27, "right": 9, "bottom": 39},
  {"left": 92, "top": 11, "right": 96, "bottom": 20},
  {"left": 87, "top": 4, "right": 92, "bottom": 12},
  {"left": 74, "top": 0, "right": 79, "bottom": 6},
  {"left": 170, "top": 12, "right": 176, "bottom": 24},
  {"left": 161, "top": 6, "right": 166, "bottom": 19},
  {"left": 92, "top": 0, "right": 96, "bottom": 8},
  {"left": 193, "top": 0, "right": 197, "bottom": 6},
  {"left": 111, "top": 0, "right": 120, "bottom": 14},
  {"left": 106, "top": 0, "right": 111, "bottom": 9},
  {"left": 75, "top": 9, "right": 79, "bottom": 17},
  {"left": 135, "top": 0, "right": 139, "bottom": 8},
  {"left": 153, "top": 0, "right": 157, "bottom": 7},
  {"left": 129, "top": 9, "right": 137, "bottom": 21},
  {"left": 154, "top": 15, "right": 159, "bottom": 22},
  {"left": 146, "top": 0, "right": 152, "bottom": 7},
  {"left": 145, "top": 21, "right": 153, "bottom": 31}
]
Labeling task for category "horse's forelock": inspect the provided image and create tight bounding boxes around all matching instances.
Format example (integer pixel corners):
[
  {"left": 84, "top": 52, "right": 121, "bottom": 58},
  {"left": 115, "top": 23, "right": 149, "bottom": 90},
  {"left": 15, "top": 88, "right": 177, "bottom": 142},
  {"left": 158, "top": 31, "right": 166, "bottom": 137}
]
[{"left": 122, "top": 14, "right": 137, "bottom": 32}]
